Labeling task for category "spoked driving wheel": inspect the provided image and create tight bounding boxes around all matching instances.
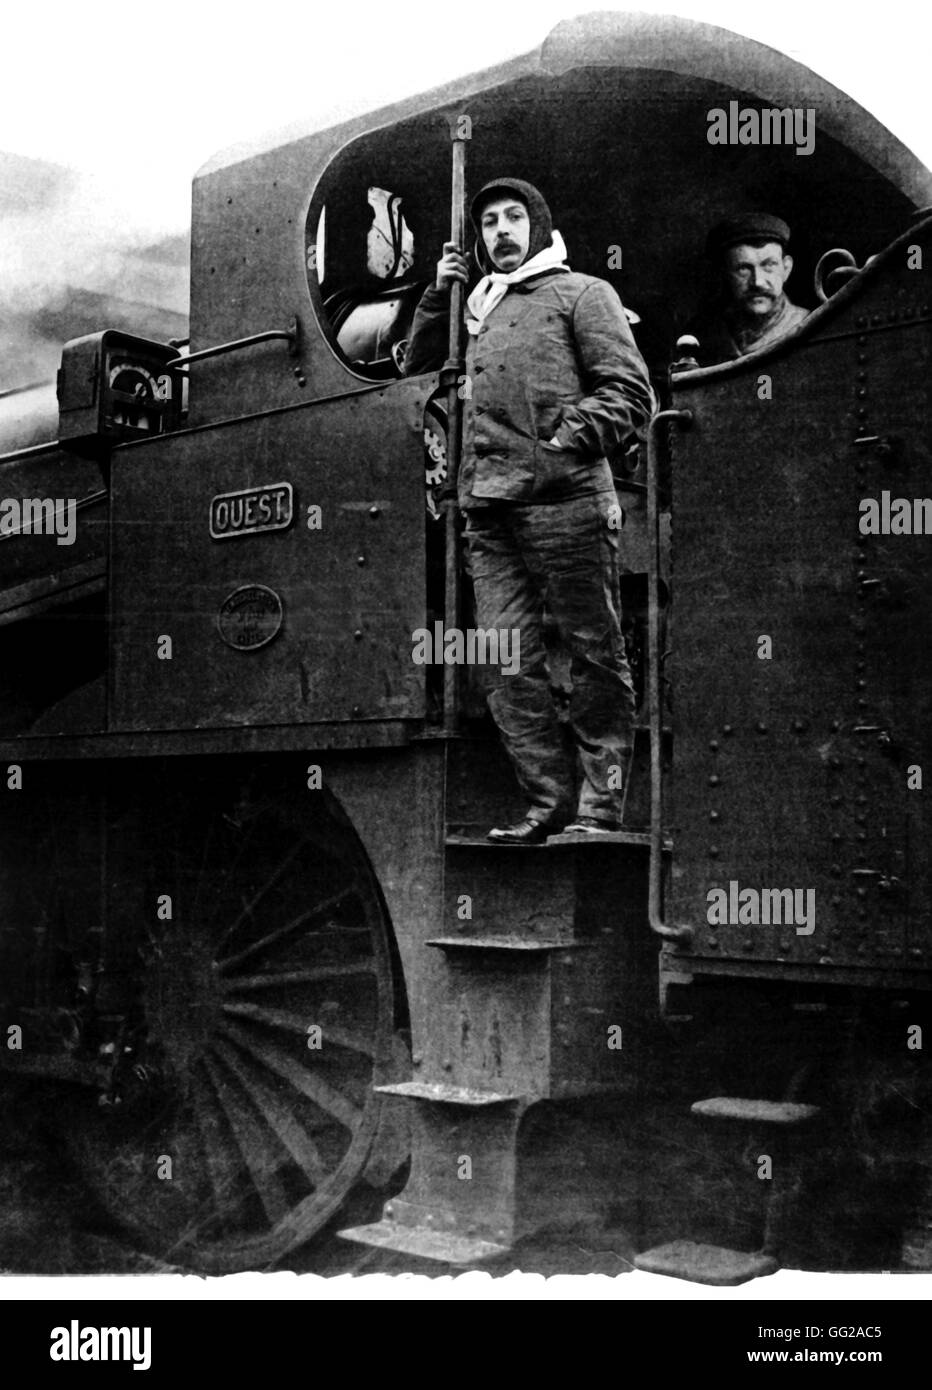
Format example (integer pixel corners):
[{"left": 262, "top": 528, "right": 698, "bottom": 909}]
[{"left": 55, "top": 757, "right": 404, "bottom": 1273}]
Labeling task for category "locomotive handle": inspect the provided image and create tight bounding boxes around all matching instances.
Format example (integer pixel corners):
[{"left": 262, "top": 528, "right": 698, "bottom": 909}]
[
  {"left": 166, "top": 320, "right": 301, "bottom": 367},
  {"left": 646, "top": 408, "right": 693, "bottom": 944},
  {"left": 441, "top": 124, "right": 468, "bottom": 733}
]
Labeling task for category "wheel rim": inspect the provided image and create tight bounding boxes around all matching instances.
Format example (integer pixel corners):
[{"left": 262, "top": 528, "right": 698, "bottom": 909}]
[{"left": 54, "top": 760, "right": 398, "bottom": 1273}]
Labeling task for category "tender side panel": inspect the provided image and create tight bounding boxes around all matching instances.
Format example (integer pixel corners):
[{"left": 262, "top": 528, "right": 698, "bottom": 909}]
[
  {"left": 109, "top": 386, "right": 426, "bottom": 730},
  {"left": 668, "top": 235, "right": 932, "bottom": 979}
]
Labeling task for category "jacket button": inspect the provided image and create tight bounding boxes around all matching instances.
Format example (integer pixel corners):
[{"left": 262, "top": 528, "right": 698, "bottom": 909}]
[
  {"left": 508, "top": 320, "right": 517, "bottom": 327},
  {"left": 475, "top": 364, "right": 484, "bottom": 373},
  {"left": 498, "top": 364, "right": 505, "bottom": 372}
]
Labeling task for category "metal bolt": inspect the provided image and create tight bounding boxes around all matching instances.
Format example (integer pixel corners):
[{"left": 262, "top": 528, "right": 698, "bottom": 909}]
[
  {"left": 709, "top": 739, "right": 719, "bottom": 752},
  {"left": 357, "top": 554, "right": 367, "bottom": 566},
  {"left": 354, "top": 629, "right": 363, "bottom": 640},
  {"left": 708, "top": 846, "right": 719, "bottom": 858},
  {"left": 369, "top": 505, "right": 381, "bottom": 518},
  {"left": 722, "top": 724, "right": 733, "bottom": 735},
  {"left": 708, "top": 774, "right": 720, "bottom": 786},
  {"left": 709, "top": 810, "right": 720, "bottom": 822},
  {"left": 756, "top": 721, "right": 767, "bottom": 734}
]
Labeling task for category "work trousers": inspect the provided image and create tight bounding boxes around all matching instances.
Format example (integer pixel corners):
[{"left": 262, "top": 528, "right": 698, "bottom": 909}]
[{"left": 464, "top": 490, "right": 636, "bottom": 824}]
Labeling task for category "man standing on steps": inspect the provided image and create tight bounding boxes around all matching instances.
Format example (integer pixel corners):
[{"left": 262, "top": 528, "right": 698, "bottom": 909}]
[{"left": 404, "top": 178, "right": 653, "bottom": 842}]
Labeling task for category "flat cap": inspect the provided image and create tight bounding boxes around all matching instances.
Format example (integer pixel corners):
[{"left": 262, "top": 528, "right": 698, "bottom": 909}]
[{"left": 706, "top": 213, "right": 791, "bottom": 258}]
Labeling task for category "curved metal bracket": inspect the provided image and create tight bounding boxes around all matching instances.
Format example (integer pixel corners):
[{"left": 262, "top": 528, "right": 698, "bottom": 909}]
[
  {"left": 813, "top": 248, "right": 877, "bottom": 303},
  {"left": 646, "top": 408, "right": 694, "bottom": 944}
]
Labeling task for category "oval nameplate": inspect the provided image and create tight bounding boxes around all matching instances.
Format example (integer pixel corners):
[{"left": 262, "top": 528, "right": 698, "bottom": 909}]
[{"left": 217, "top": 584, "right": 283, "bottom": 651}]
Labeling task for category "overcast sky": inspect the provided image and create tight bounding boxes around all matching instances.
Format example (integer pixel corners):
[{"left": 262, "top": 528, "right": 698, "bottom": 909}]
[{"left": 3, "top": 0, "right": 930, "bottom": 241}]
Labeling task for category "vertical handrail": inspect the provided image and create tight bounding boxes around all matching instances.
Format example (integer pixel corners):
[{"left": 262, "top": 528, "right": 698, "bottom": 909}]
[
  {"left": 442, "top": 128, "right": 468, "bottom": 734},
  {"left": 646, "top": 408, "right": 693, "bottom": 943}
]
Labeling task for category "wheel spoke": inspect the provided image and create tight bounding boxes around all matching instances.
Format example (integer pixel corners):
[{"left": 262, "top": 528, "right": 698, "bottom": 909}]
[
  {"left": 201, "top": 1054, "right": 292, "bottom": 1228},
  {"left": 214, "top": 1039, "right": 328, "bottom": 1187},
  {"left": 190, "top": 1069, "right": 241, "bottom": 1220},
  {"left": 216, "top": 886, "right": 357, "bottom": 974},
  {"left": 221, "top": 1001, "right": 375, "bottom": 1056},
  {"left": 221, "top": 1020, "right": 362, "bottom": 1131},
  {"left": 190, "top": 817, "right": 219, "bottom": 922},
  {"left": 212, "top": 841, "right": 307, "bottom": 950},
  {"left": 222, "top": 963, "right": 375, "bottom": 992}
]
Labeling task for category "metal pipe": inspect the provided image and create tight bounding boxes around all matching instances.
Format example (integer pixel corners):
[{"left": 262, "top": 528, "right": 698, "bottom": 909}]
[
  {"left": 442, "top": 130, "right": 468, "bottom": 735},
  {"left": 646, "top": 408, "right": 693, "bottom": 943},
  {"left": 0, "top": 439, "right": 62, "bottom": 467},
  {"left": 167, "top": 320, "right": 299, "bottom": 368}
]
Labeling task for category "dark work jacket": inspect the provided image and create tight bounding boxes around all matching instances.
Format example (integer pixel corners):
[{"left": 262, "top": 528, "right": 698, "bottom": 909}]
[
  {"left": 687, "top": 295, "right": 810, "bottom": 366},
  {"left": 403, "top": 269, "right": 653, "bottom": 509}
]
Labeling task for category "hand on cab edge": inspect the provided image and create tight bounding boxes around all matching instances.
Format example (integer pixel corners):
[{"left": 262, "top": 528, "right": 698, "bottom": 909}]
[{"left": 436, "top": 242, "right": 469, "bottom": 291}]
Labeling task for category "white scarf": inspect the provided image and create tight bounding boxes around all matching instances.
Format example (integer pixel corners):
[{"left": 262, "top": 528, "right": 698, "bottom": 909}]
[{"left": 465, "top": 230, "right": 569, "bottom": 335}]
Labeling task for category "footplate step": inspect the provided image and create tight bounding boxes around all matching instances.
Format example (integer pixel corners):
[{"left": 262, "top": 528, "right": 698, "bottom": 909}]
[
  {"left": 634, "top": 1240, "right": 778, "bottom": 1285},
  {"left": 339, "top": 1220, "right": 509, "bottom": 1266},
  {"left": 691, "top": 1097, "right": 820, "bottom": 1125}
]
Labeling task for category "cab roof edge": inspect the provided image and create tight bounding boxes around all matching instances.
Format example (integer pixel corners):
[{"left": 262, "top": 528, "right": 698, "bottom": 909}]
[{"left": 193, "top": 9, "right": 932, "bottom": 206}]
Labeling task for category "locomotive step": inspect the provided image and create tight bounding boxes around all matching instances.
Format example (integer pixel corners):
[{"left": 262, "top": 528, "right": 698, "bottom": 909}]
[
  {"left": 426, "top": 934, "right": 593, "bottom": 952},
  {"left": 339, "top": 1219, "right": 509, "bottom": 1266},
  {"left": 375, "top": 1080, "right": 523, "bottom": 1105},
  {"left": 691, "top": 1098, "right": 821, "bottom": 1125},
  {"left": 634, "top": 1240, "right": 778, "bottom": 1286},
  {"left": 445, "top": 827, "right": 669, "bottom": 849}
]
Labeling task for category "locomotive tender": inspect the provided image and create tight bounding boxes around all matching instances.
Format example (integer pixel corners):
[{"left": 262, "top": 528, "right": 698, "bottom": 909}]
[{"left": 0, "top": 11, "right": 930, "bottom": 1282}]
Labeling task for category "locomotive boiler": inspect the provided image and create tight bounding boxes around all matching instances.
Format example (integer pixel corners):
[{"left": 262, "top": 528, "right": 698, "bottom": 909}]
[{"left": 0, "top": 11, "right": 930, "bottom": 1283}]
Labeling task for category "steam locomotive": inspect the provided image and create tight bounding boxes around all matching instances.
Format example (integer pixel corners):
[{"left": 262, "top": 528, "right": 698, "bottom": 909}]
[{"left": 0, "top": 11, "right": 929, "bottom": 1282}]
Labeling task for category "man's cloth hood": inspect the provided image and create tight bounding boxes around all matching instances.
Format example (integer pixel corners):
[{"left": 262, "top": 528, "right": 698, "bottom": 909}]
[
  {"left": 470, "top": 178, "right": 554, "bottom": 271},
  {"left": 465, "top": 231, "right": 570, "bottom": 335}
]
